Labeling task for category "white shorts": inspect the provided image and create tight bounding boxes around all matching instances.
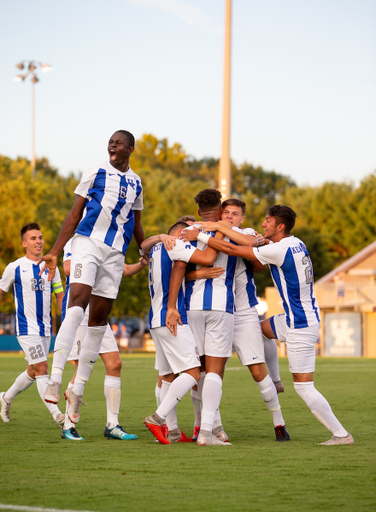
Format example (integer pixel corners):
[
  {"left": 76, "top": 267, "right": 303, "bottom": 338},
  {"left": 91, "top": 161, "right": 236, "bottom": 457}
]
[
  {"left": 67, "top": 324, "right": 118, "bottom": 361},
  {"left": 150, "top": 324, "right": 200, "bottom": 376},
  {"left": 17, "top": 335, "right": 51, "bottom": 365},
  {"left": 233, "top": 308, "right": 265, "bottom": 366},
  {"left": 70, "top": 235, "right": 125, "bottom": 299},
  {"left": 187, "top": 310, "right": 234, "bottom": 358},
  {"left": 270, "top": 314, "right": 319, "bottom": 374}
]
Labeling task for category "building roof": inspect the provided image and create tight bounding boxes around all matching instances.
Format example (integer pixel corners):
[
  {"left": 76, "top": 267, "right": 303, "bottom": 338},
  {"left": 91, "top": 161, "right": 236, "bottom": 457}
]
[{"left": 316, "top": 240, "right": 376, "bottom": 285}]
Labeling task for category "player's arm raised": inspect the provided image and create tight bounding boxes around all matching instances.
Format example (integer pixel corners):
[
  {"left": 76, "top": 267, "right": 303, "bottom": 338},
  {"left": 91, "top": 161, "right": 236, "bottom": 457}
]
[{"left": 39, "top": 195, "right": 86, "bottom": 280}]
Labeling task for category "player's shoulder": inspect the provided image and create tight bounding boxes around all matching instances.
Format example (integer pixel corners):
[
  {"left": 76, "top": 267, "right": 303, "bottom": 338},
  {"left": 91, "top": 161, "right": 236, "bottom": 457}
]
[{"left": 125, "top": 166, "right": 142, "bottom": 183}]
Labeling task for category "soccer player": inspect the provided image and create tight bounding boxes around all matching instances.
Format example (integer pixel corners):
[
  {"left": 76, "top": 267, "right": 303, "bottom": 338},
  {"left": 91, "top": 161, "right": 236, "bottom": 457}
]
[
  {"left": 185, "top": 198, "right": 289, "bottom": 441},
  {"left": 168, "top": 188, "right": 239, "bottom": 446},
  {"left": 196, "top": 205, "right": 354, "bottom": 445},
  {"left": 0, "top": 223, "right": 65, "bottom": 427},
  {"left": 141, "top": 220, "right": 225, "bottom": 444},
  {"left": 41, "top": 130, "right": 144, "bottom": 427},
  {"left": 60, "top": 238, "right": 147, "bottom": 440}
]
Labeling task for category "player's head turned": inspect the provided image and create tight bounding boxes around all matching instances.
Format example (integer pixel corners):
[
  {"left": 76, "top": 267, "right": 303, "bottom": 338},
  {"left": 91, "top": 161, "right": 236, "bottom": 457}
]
[
  {"left": 168, "top": 221, "right": 189, "bottom": 236},
  {"left": 20, "top": 223, "right": 41, "bottom": 240},
  {"left": 194, "top": 189, "right": 222, "bottom": 221},
  {"left": 268, "top": 205, "right": 296, "bottom": 234},
  {"left": 177, "top": 215, "right": 196, "bottom": 226}
]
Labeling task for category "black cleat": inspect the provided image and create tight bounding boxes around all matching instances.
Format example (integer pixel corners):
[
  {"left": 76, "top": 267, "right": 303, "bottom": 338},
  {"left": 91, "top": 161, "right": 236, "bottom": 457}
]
[{"left": 275, "top": 425, "right": 291, "bottom": 442}]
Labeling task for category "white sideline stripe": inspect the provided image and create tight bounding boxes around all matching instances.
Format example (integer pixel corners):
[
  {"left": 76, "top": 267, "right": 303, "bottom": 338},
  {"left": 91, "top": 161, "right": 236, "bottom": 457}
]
[{"left": 0, "top": 505, "right": 95, "bottom": 512}]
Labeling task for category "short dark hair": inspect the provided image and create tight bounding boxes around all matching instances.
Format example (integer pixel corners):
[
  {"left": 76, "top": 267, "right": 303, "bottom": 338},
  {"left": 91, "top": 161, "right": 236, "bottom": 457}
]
[
  {"left": 222, "top": 198, "right": 246, "bottom": 215},
  {"left": 268, "top": 205, "right": 297, "bottom": 233},
  {"left": 116, "top": 130, "right": 135, "bottom": 147},
  {"left": 194, "top": 189, "right": 222, "bottom": 211},
  {"left": 177, "top": 215, "right": 196, "bottom": 223},
  {"left": 168, "top": 221, "right": 189, "bottom": 235},
  {"left": 20, "top": 223, "right": 41, "bottom": 240}
]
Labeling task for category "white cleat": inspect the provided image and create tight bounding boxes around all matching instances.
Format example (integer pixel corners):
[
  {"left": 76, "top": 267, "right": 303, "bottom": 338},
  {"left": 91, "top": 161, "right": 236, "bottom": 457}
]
[
  {"left": 213, "top": 427, "right": 229, "bottom": 443},
  {"left": 64, "top": 388, "right": 86, "bottom": 424},
  {"left": 0, "top": 392, "right": 11, "bottom": 423},
  {"left": 54, "top": 413, "right": 65, "bottom": 428},
  {"left": 197, "top": 433, "right": 232, "bottom": 446},
  {"left": 320, "top": 433, "right": 354, "bottom": 446},
  {"left": 44, "top": 381, "right": 61, "bottom": 404}
]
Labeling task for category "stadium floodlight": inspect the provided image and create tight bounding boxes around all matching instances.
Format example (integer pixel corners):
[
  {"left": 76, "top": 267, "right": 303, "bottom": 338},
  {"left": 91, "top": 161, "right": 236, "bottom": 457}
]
[{"left": 13, "top": 60, "right": 53, "bottom": 176}]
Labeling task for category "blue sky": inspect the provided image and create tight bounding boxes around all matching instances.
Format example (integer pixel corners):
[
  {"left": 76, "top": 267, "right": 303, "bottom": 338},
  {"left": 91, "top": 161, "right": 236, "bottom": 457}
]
[{"left": 1, "top": 0, "right": 375, "bottom": 187}]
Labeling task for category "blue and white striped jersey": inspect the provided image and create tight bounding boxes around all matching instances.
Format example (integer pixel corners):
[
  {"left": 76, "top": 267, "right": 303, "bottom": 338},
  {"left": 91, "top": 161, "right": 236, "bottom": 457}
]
[
  {"left": 75, "top": 161, "right": 143, "bottom": 256},
  {"left": 233, "top": 227, "right": 258, "bottom": 312},
  {"left": 148, "top": 239, "right": 197, "bottom": 329},
  {"left": 0, "top": 256, "right": 62, "bottom": 336},
  {"left": 254, "top": 236, "right": 320, "bottom": 328},
  {"left": 184, "top": 226, "right": 237, "bottom": 314}
]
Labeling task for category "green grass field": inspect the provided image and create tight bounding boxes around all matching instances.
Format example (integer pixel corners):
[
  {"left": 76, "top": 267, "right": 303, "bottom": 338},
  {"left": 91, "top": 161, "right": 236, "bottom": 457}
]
[{"left": 0, "top": 354, "right": 375, "bottom": 512}]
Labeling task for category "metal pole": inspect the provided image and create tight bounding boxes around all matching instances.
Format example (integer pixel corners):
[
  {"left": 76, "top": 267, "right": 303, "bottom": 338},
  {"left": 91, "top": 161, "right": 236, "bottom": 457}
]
[
  {"left": 31, "top": 77, "right": 36, "bottom": 176},
  {"left": 219, "top": 0, "right": 232, "bottom": 199}
]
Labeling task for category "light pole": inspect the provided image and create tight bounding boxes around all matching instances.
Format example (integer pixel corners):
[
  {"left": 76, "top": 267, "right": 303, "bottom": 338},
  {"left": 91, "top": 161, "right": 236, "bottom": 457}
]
[
  {"left": 14, "top": 61, "right": 53, "bottom": 176},
  {"left": 218, "top": 0, "right": 232, "bottom": 199}
]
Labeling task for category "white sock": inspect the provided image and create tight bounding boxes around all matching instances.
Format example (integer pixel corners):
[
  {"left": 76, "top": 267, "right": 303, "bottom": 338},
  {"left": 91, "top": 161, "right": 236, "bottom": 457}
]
[
  {"left": 191, "top": 371, "right": 205, "bottom": 427},
  {"left": 157, "top": 373, "right": 197, "bottom": 423},
  {"left": 256, "top": 375, "right": 284, "bottom": 427},
  {"left": 159, "top": 380, "right": 177, "bottom": 430},
  {"left": 72, "top": 325, "right": 107, "bottom": 396},
  {"left": 213, "top": 408, "right": 222, "bottom": 430},
  {"left": 155, "top": 383, "right": 161, "bottom": 408},
  {"left": 294, "top": 382, "right": 348, "bottom": 437},
  {"left": 104, "top": 375, "right": 121, "bottom": 429},
  {"left": 4, "top": 370, "right": 35, "bottom": 403},
  {"left": 35, "top": 375, "right": 61, "bottom": 418},
  {"left": 263, "top": 336, "right": 281, "bottom": 382},
  {"left": 64, "top": 382, "right": 75, "bottom": 430},
  {"left": 201, "top": 372, "right": 223, "bottom": 433},
  {"left": 51, "top": 306, "right": 85, "bottom": 384}
]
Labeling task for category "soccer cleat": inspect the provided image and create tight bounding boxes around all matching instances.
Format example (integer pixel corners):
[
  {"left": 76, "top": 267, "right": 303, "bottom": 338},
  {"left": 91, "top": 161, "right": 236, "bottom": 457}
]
[
  {"left": 274, "top": 380, "right": 285, "bottom": 393},
  {"left": 320, "top": 433, "right": 354, "bottom": 446},
  {"left": 64, "top": 388, "right": 86, "bottom": 424},
  {"left": 192, "top": 426, "right": 200, "bottom": 442},
  {"left": 44, "top": 381, "right": 61, "bottom": 404},
  {"left": 61, "top": 427, "right": 84, "bottom": 441},
  {"left": 54, "top": 413, "right": 65, "bottom": 429},
  {"left": 104, "top": 424, "right": 138, "bottom": 440},
  {"left": 275, "top": 424, "right": 291, "bottom": 442},
  {"left": 143, "top": 413, "right": 170, "bottom": 444},
  {"left": 197, "top": 432, "right": 232, "bottom": 446},
  {"left": 0, "top": 392, "right": 11, "bottom": 423},
  {"left": 167, "top": 428, "right": 192, "bottom": 443},
  {"left": 213, "top": 426, "right": 229, "bottom": 443}
]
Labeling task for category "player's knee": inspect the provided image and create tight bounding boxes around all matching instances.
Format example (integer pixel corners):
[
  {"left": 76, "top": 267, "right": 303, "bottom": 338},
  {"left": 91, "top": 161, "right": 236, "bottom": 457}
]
[
  {"left": 32, "top": 361, "right": 49, "bottom": 376},
  {"left": 249, "top": 363, "right": 267, "bottom": 382},
  {"left": 106, "top": 356, "right": 122, "bottom": 375}
]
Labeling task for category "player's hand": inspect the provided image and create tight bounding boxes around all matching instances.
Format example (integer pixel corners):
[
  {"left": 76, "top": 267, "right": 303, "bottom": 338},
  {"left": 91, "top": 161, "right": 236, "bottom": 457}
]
[
  {"left": 39, "top": 254, "right": 58, "bottom": 281},
  {"left": 139, "top": 254, "right": 149, "bottom": 266},
  {"left": 160, "top": 234, "right": 177, "bottom": 251},
  {"left": 195, "top": 266, "right": 225, "bottom": 279},
  {"left": 166, "top": 307, "right": 182, "bottom": 336},
  {"left": 198, "top": 221, "right": 219, "bottom": 233},
  {"left": 180, "top": 227, "right": 200, "bottom": 242},
  {"left": 255, "top": 232, "right": 266, "bottom": 247}
]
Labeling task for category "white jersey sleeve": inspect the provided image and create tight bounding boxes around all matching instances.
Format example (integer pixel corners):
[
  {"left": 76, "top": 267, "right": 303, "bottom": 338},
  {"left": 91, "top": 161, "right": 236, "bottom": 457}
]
[{"left": 0, "top": 261, "right": 16, "bottom": 292}]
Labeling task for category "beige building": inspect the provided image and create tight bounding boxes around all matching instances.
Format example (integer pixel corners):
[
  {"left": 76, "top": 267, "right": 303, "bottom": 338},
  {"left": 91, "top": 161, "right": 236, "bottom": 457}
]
[{"left": 264, "top": 240, "right": 376, "bottom": 358}]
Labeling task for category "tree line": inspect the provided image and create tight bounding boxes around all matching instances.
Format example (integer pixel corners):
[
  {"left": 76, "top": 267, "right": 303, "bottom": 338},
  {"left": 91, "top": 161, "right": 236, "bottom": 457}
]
[{"left": 1, "top": 133, "right": 375, "bottom": 318}]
